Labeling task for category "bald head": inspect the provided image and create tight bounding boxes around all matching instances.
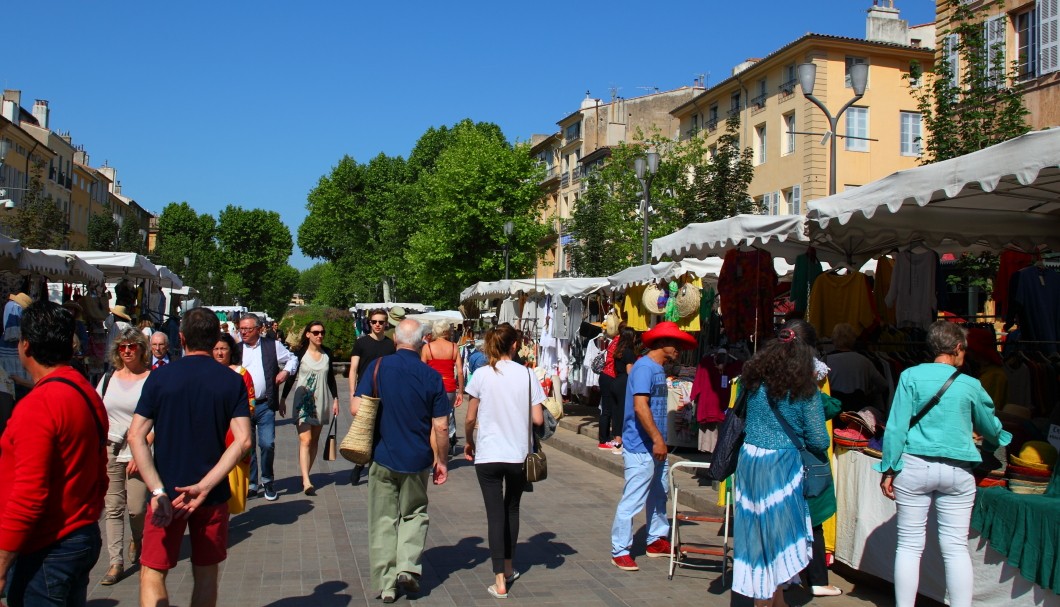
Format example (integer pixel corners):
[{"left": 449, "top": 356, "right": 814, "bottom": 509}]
[{"left": 394, "top": 319, "right": 425, "bottom": 350}]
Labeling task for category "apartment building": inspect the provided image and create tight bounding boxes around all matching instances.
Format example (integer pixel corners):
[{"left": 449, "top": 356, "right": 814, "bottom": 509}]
[
  {"left": 672, "top": 3, "right": 934, "bottom": 214},
  {"left": 533, "top": 86, "right": 703, "bottom": 278},
  {"left": 935, "top": 0, "right": 1060, "bottom": 128},
  {"left": 0, "top": 112, "right": 57, "bottom": 213}
]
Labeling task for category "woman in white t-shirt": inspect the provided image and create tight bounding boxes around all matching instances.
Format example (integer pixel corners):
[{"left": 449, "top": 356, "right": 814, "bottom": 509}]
[{"left": 464, "top": 323, "right": 545, "bottom": 600}]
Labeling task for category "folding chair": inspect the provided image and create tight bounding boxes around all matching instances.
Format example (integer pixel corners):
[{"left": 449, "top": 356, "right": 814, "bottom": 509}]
[{"left": 667, "top": 460, "right": 732, "bottom": 583}]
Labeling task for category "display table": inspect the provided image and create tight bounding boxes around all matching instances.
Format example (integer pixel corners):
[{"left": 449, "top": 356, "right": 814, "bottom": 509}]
[{"left": 834, "top": 449, "right": 1060, "bottom": 606}]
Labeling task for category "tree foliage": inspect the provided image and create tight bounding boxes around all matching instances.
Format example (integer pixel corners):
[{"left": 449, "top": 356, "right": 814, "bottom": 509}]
[
  {"left": 4, "top": 158, "right": 66, "bottom": 249},
  {"left": 116, "top": 217, "right": 145, "bottom": 254},
  {"left": 153, "top": 202, "right": 218, "bottom": 297},
  {"left": 914, "top": 0, "right": 1030, "bottom": 163},
  {"left": 297, "top": 262, "right": 328, "bottom": 303},
  {"left": 215, "top": 205, "right": 296, "bottom": 319},
  {"left": 87, "top": 213, "right": 119, "bottom": 251}
]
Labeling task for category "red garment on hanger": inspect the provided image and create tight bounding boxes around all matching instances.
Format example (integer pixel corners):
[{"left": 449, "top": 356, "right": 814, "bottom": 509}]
[
  {"left": 717, "top": 248, "right": 777, "bottom": 342},
  {"left": 995, "top": 250, "right": 1036, "bottom": 319}
]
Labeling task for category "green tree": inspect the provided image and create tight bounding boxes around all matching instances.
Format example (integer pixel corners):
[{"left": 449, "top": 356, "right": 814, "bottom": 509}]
[
  {"left": 297, "top": 262, "right": 328, "bottom": 303},
  {"left": 4, "top": 158, "right": 66, "bottom": 249},
  {"left": 153, "top": 202, "right": 218, "bottom": 296},
  {"left": 914, "top": 0, "right": 1030, "bottom": 163},
  {"left": 688, "top": 114, "right": 758, "bottom": 222},
  {"left": 116, "top": 218, "right": 145, "bottom": 254},
  {"left": 87, "top": 213, "right": 119, "bottom": 251},
  {"left": 216, "top": 205, "right": 295, "bottom": 318}
]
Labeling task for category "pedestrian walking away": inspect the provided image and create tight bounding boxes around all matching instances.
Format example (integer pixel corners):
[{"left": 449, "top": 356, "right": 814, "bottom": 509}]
[
  {"left": 239, "top": 313, "right": 298, "bottom": 501},
  {"left": 98, "top": 326, "right": 153, "bottom": 586},
  {"left": 128, "top": 307, "right": 252, "bottom": 607},
  {"left": 281, "top": 320, "right": 340, "bottom": 495},
  {"left": 610, "top": 321, "right": 696, "bottom": 572},
  {"left": 0, "top": 301, "right": 108, "bottom": 607},
  {"left": 353, "top": 318, "right": 449, "bottom": 603},
  {"left": 348, "top": 308, "right": 396, "bottom": 485},
  {"left": 422, "top": 319, "right": 464, "bottom": 455},
  {"left": 463, "top": 323, "right": 546, "bottom": 599}
]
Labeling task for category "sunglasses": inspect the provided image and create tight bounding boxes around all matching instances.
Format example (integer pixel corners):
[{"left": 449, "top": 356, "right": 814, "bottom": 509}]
[
  {"left": 369, "top": 320, "right": 387, "bottom": 325},
  {"left": 238, "top": 327, "right": 257, "bottom": 333},
  {"left": 309, "top": 330, "right": 325, "bottom": 336},
  {"left": 117, "top": 343, "right": 139, "bottom": 352}
]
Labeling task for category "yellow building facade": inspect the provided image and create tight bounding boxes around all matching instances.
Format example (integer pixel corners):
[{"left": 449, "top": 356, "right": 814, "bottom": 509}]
[
  {"left": 673, "top": 13, "right": 934, "bottom": 213},
  {"left": 935, "top": 0, "right": 1060, "bottom": 129}
]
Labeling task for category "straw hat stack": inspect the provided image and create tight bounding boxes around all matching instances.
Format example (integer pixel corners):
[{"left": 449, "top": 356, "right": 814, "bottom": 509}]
[{"left": 1006, "top": 441, "right": 1056, "bottom": 494}]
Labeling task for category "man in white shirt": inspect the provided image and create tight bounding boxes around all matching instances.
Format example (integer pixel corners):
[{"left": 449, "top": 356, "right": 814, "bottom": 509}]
[{"left": 238, "top": 314, "right": 298, "bottom": 502}]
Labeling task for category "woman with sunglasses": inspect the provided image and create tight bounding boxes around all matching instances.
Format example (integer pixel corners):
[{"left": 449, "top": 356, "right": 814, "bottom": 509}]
[
  {"left": 282, "top": 321, "right": 339, "bottom": 495},
  {"left": 98, "top": 327, "right": 152, "bottom": 586}
]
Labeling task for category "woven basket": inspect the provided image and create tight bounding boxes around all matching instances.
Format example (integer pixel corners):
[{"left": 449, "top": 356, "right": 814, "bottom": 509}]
[
  {"left": 340, "top": 395, "right": 379, "bottom": 464},
  {"left": 675, "top": 283, "right": 701, "bottom": 318},
  {"left": 642, "top": 284, "right": 665, "bottom": 314},
  {"left": 543, "top": 395, "right": 564, "bottom": 421}
]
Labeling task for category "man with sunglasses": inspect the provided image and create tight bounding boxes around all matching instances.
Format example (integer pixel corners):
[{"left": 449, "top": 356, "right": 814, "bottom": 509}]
[
  {"left": 238, "top": 313, "right": 298, "bottom": 502},
  {"left": 348, "top": 309, "right": 396, "bottom": 484}
]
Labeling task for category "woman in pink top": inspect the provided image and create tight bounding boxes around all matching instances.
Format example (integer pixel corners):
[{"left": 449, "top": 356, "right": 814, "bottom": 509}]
[{"left": 422, "top": 320, "right": 463, "bottom": 454}]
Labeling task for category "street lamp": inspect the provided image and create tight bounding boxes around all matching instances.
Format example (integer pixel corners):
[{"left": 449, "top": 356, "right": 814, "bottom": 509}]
[
  {"left": 502, "top": 221, "right": 514, "bottom": 280},
  {"left": 634, "top": 151, "right": 660, "bottom": 264},
  {"left": 798, "top": 62, "right": 868, "bottom": 196}
]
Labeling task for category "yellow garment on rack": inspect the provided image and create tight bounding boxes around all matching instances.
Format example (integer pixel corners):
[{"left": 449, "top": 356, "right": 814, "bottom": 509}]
[
  {"left": 807, "top": 271, "right": 877, "bottom": 339},
  {"left": 717, "top": 378, "right": 836, "bottom": 553},
  {"left": 979, "top": 365, "right": 1008, "bottom": 408},
  {"left": 622, "top": 285, "right": 652, "bottom": 331}
]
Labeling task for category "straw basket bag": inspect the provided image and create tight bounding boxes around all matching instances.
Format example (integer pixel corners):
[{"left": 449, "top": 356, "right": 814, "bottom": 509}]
[
  {"left": 340, "top": 359, "right": 382, "bottom": 464},
  {"left": 675, "top": 282, "right": 701, "bottom": 319},
  {"left": 642, "top": 284, "right": 666, "bottom": 314}
]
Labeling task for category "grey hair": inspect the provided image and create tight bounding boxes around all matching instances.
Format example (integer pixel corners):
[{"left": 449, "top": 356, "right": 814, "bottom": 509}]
[
  {"left": 240, "top": 313, "right": 262, "bottom": 327},
  {"left": 151, "top": 331, "right": 169, "bottom": 346},
  {"left": 831, "top": 323, "right": 858, "bottom": 351},
  {"left": 431, "top": 320, "right": 451, "bottom": 338},
  {"left": 926, "top": 320, "right": 967, "bottom": 357},
  {"left": 394, "top": 319, "right": 425, "bottom": 348}
]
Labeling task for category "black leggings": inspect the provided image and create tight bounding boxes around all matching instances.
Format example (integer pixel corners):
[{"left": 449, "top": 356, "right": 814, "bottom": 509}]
[
  {"left": 802, "top": 524, "right": 828, "bottom": 586},
  {"left": 475, "top": 462, "right": 527, "bottom": 573},
  {"left": 598, "top": 373, "right": 627, "bottom": 443}
]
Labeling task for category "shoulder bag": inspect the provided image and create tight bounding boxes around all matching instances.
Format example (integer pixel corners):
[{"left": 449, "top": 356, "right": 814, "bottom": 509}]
[
  {"left": 340, "top": 358, "right": 382, "bottom": 464},
  {"left": 908, "top": 368, "right": 962, "bottom": 429},
  {"left": 768, "top": 396, "right": 832, "bottom": 498},
  {"left": 323, "top": 417, "right": 338, "bottom": 461},
  {"left": 706, "top": 380, "right": 749, "bottom": 481},
  {"left": 524, "top": 368, "right": 548, "bottom": 483}
]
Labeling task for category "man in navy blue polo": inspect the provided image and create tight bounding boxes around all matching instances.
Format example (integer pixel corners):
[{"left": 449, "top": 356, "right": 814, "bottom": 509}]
[{"left": 354, "top": 318, "right": 449, "bottom": 603}]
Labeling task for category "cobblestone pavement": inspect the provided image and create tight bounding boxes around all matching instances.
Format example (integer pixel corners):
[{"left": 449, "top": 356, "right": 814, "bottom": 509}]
[{"left": 85, "top": 376, "right": 908, "bottom": 606}]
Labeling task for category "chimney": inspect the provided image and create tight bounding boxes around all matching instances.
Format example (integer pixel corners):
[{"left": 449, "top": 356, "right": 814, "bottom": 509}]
[
  {"left": 1, "top": 90, "right": 20, "bottom": 123},
  {"left": 32, "top": 100, "right": 50, "bottom": 130},
  {"left": 74, "top": 148, "right": 89, "bottom": 165},
  {"left": 115, "top": 180, "right": 122, "bottom": 196},
  {"left": 866, "top": 1, "right": 909, "bottom": 45}
]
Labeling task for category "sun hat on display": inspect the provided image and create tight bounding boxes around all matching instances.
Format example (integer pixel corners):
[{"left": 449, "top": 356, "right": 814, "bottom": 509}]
[
  {"left": 675, "top": 282, "right": 701, "bottom": 319},
  {"left": 965, "top": 327, "right": 1003, "bottom": 366},
  {"left": 110, "top": 305, "right": 132, "bottom": 322},
  {"left": 1005, "top": 463, "right": 1052, "bottom": 478},
  {"left": 642, "top": 321, "right": 697, "bottom": 350},
  {"left": 642, "top": 284, "right": 665, "bottom": 315},
  {"left": 833, "top": 426, "right": 870, "bottom": 449},
  {"left": 387, "top": 306, "right": 407, "bottom": 327},
  {"left": 1009, "top": 440, "right": 1057, "bottom": 471},
  {"left": 839, "top": 407, "right": 885, "bottom": 436},
  {"left": 8, "top": 293, "right": 31, "bottom": 309},
  {"left": 998, "top": 403, "right": 1033, "bottom": 423}
]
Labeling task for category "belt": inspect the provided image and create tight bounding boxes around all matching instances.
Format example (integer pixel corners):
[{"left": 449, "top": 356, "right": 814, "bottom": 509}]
[{"left": 255, "top": 397, "right": 269, "bottom": 404}]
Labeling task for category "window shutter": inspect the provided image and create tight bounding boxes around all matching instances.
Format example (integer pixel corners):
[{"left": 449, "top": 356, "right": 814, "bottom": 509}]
[
  {"left": 791, "top": 185, "right": 801, "bottom": 215},
  {"left": 1041, "top": 0, "right": 1060, "bottom": 74},
  {"left": 985, "top": 16, "right": 1007, "bottom": 86},
  {"left": 944, "top": 34, "right": 961, "bottom": 87}
]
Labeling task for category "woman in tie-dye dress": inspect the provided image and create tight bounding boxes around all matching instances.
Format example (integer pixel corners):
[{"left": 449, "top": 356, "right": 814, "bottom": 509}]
[{"left": 732, "top": 326, "right": 830, "bottom": 606}]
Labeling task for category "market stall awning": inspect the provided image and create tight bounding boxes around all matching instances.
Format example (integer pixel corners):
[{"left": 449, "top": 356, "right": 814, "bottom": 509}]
[
  {"left": 607, "top": 259, "right": 728, "bottom": 291},
  {"left": 407, "top": 310, "right": 465, "bottom": 325},
  {"left": 806, "top": 128, "right": 1060, "bottom": 262},
  {"left": 651, "top": 214, "right": 846, "bottom": 264},
  {"left": 0, "top": 235, "right": 22, "bottom": 271},
  {"left": 40, "top": 250, "right": 160, "bottom": 280},
  {"left": 459, "top": 280, "right": 512, "bottom": 302},
  {"left": 460, "top": 278, "right": 608, "bottom": 301},
  {"left": 23, "top": 249, "right": 104, "bottom": 284},
  {"left": 155, "top": 266, "right": 184, "bottom": 289}
]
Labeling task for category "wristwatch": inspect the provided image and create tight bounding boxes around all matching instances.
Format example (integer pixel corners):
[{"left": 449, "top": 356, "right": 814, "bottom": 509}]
[{"left": 151, "top": 487, "right": 166, "bottom": 498}]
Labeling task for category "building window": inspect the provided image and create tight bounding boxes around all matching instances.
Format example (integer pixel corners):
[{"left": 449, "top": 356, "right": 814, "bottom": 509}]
[
  {"left": 782, "top": 185, "right": 802, "bottom": 215},
  {"left": 780, "top": 64, "right": 798, "bottom": 93},
  {"left": 900, "top": 111, "right": 922, "bottom": 157},
  {"left": 730, "top": 92, "right": 741, "bottom": 115},
  {"left": 943, "top": 34, "right": 960, "bottom": 88},
  {"left": 708, "top": 144, "right": 718, "bottom": 159},
  {"left": 845, "top": 56, "right": 868, "bottom": 88},
  {"left": 707, "top": 104, "right": 719, "bottom": 130},
  {"left": 755, "top": 124, "right": 767, "bottom": 165},
  {"left": 1043, "top": 0, "right": 1060, "bottom": 75},
  {"left": 565, "top": 121, "right": 581, "bottom": 142},
  {"left": 984, "top": 15, "right": 1008, "bottom": 88},
  {"left": 783, "top": 113, "right": 796, "bottom": 155},
  {"left": 1016, "top": 8, "right": 1039, "bottom": 80},
  {"left": 846, "top": 107, "right": 869, "bottom": 152},
  {"left": 752, "top": 78, "right": 768, "bottom": 108}
]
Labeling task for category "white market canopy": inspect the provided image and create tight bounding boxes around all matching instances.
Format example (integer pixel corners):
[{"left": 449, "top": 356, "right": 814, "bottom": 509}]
[
  {"left": 155, "top": 266, "right": 184, "bottom": 289},
  {"left": 23, "top": 249, "right": 104, "bottom": 284},
  {"left": 806, "top": 128, "right": 1060, "bottom": 262},
  {"left": 0, "top": 235, "right": 22, "bottom": 270},
  {"left": 607, "top": 259, "right": 724, "bottom": 291},
  {"left": 651, "top": 214, "right": 849, "bottom": 265},
  {"left": 460, "top": 277, "right": 609, "bottom": 302},
  {"left": 407, "top": 310, "right": 465, "bottom": 325},
  {"left": 40, "top": 250, "right": 160, "bottom": 280}
]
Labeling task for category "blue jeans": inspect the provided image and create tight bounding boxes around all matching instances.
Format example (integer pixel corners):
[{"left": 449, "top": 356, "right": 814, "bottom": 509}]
[
  {"left": 611, "top": 451, "right": 669, "bottom": 557},
  {"left": 892, "top": 453, "right": 976, "bottom": 607},
  {"left": 7, "top": 524, "right": 101, "bottom": 607},
  {"left": 249, "top": 403, "right": 275, "bottom": 486}
]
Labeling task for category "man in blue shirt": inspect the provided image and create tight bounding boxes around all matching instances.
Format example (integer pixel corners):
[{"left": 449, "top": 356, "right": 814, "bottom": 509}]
[
  {"left": 610, "top": 321, "right": 696, "bottom": 571},
  {"left": 354, "top": 319, "right": 449, "bottom": 603}
]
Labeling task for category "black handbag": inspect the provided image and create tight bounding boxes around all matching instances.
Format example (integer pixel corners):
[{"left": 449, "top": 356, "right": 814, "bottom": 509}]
[
  {"left": 523, "top": 368, "right": 547, "bottom": 483},
  {"left": 768, "top": 397, "right": 832, "bottom": 498},
  {"left": 706, "top": 382, "right": 749, "bottom": 481}
]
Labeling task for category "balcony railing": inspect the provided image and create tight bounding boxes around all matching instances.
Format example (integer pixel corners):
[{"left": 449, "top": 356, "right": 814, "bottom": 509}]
[
  {"left": 778, "top": 79, "right": 797, "bottom": 95},
  {"left": 561, "top": 173, "right": 570, "bottom": 188},
  {"left": 539, "top": 166, "right": 559, "bottom": 183},
  {"left": 685, "top": 128, "right": 700, "bottom": 140},
  {"left": 706, "top": 117, "right": 719, "bottom": 132},
  {"left": 571, "top": 166, "right": 582, "bottom": 181},
  {"left": 750, "top": 93, "right": 767, "bottom": 109}
]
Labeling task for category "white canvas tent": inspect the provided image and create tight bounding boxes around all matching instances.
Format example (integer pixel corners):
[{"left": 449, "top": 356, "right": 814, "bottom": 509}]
[
  {"left": 651, "top": 214, "right": 850, "bottom": 265},
  {"left": 806, "top": 129, "right": 1060, "bottom": 262},
  {"left": 460, "top": 277, "right": 608, "bottom": 302},
  {"left": 155, "top": 266, "right": 184, "bottom": 289},
  {"left": 23, "top": 249, "right": 104, "bottom": 284},
  {"left": 40, "top": 251, "right": 160, "bottom": 280}
]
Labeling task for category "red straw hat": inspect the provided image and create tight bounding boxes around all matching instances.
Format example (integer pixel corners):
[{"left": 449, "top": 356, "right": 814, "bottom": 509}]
[{"left": 642, "top": 321, "right": 697, "bottom": 350}]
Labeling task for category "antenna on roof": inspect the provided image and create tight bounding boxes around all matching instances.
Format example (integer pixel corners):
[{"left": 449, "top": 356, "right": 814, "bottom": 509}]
[
  {"left": 637, "top": 85, "right": 660, "bottom": 94},
  {"left": 609, "top": 86, "right": 620, "bottom": 101}
]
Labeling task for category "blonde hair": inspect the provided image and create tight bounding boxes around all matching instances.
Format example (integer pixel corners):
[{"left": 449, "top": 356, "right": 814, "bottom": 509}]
[
  {"left": 431, "top": 320, "right": 452, "bottom": 339},
  {"left": 109, "top": 326, "right": 150, "bottom": 370}
]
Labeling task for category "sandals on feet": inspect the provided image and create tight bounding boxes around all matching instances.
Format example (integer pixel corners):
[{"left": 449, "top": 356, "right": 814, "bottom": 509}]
[
  {"left": 812, "top": 585, "right": 844, "bottom": 597},
  {"left": 487, "top": 584, "right": 508, "bottom": 599},
  {"left": 504, "top": 571, "right": 520, "bottom": 585}
]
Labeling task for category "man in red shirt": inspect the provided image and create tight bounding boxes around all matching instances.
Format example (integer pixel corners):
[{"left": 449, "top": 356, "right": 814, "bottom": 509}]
[{"left": 0, "top": 301, "right": 108, "bottom": 606}]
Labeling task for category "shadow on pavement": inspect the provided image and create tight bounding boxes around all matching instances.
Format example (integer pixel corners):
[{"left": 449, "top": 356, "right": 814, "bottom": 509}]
[
  {"left": 261, "top": 580, "right": 351, "bottom": 606},
  {"left": 421, "top": 536, "right": 488, "bottom": 590},
  {"left": 518, "top": 531, "right": 577, "bottom": 571},
  {"left": 228, "top": 498, "right": 314, "bottom": 548}
]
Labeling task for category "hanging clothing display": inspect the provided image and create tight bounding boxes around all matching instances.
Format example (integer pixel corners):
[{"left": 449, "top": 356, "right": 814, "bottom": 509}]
[
  {"left": 498, "top": 298, "right": 519, "bottom": 326},
  {"left": 689, "top": 356, "right": 743, "bottom": 453},
  {"left": 872, "top": 255, "right": 896, "bottom": 326},
  {"left": 791, "top": 251, "right": 823, "bottom": 314},
  {"left": 621, "top": 285, "right": 653, "bottom": 331},
  {"left": 884, "top": 250, "right": 938, "bottom": 330},
  {"left": 717, "top": 248, "right": 777, "bottom": 342},
  {"left": 995, "top": 250, "right": 1037, "bottom": 320},
  {"left": 807, "top": 271, "right": 878, "bottom": 339},
  {"left": 566, "top": 298, "right": 584, "bottom": 339},
  {"left": 1009, "top": 265, "right": 1060, "bottom": 354}
]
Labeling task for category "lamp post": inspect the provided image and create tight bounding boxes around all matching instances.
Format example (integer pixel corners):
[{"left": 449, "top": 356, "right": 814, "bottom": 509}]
[
  {"left": 634, "top": 151, "right": 660, "bottom": 264},
  {"left": 797, "top": 62, "right": 868, "bottom": 196},
  {"left": 502, "top": 221, "right": 514, "bottom": 280}
]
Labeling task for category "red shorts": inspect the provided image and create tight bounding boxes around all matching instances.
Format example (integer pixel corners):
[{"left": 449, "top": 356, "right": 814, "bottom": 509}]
[{"left": 141, "top": 501, "right": 230, "bottom": 570}]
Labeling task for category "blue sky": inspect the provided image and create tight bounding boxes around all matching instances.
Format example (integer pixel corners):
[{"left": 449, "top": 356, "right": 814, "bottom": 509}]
[{"left": 3, "top": 0, "right": 936, "bottom": 270}]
